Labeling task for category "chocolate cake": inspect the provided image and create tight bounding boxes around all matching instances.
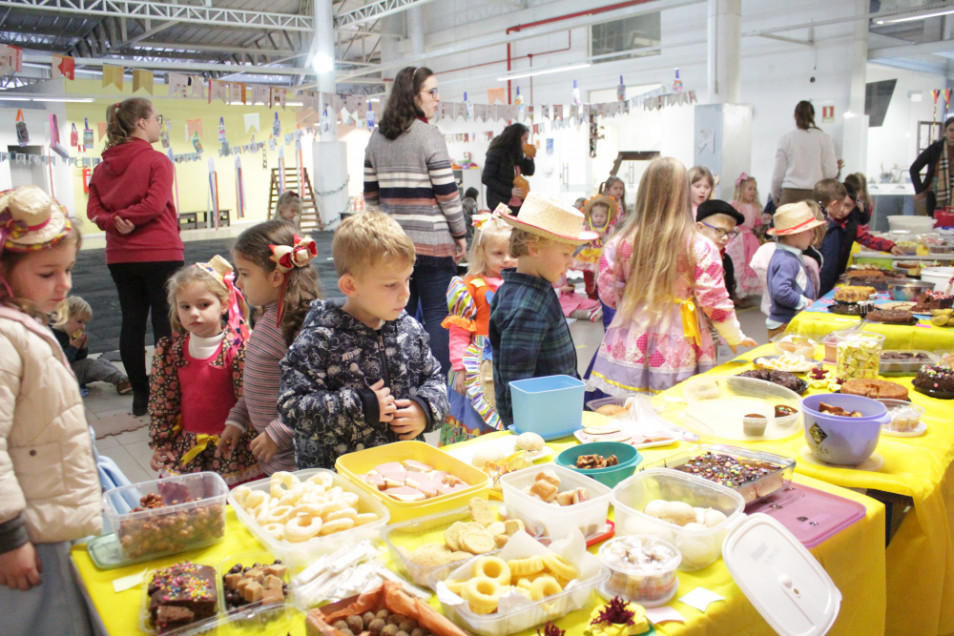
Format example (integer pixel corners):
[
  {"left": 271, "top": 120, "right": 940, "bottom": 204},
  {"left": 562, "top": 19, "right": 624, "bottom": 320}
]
[
  {"left": 148, "top": 561, "right": 217, "bottom": 632},
  {"left": 737, "top": 369, "right": 807, "bottom": 394},
  {"left": 912, "top": 291, "right": 954, "bottom": 313},
  {"left": 866, "top": 309, "right": 918, "bottom": 325},
  {"left": 914, "top": 365, "right": 954, "bottom": 399}
]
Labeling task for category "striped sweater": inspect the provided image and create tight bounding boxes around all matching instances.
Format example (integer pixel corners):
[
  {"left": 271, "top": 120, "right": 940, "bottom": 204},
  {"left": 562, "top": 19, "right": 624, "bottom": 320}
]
[
  {"left": 225, "top": 302, "right": 296, "bottom": 474},
  {"left": 363, "top": 119, "right": 466, "bottom": 258}
]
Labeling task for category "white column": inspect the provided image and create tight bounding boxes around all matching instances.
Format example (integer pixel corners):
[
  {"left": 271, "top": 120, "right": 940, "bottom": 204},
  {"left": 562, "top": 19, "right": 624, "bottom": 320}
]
[
  {"left": 312, "top": 0, "right": 349, "bottom": 225},
  {"left": 843, "top": 0, "right": 869, "bottom": 175},
  {"left": 707, "top": 0, "right": 741, "bottom": 104},
  {"left": 407, "top": 6, "right": 425, "bottom": 57}
]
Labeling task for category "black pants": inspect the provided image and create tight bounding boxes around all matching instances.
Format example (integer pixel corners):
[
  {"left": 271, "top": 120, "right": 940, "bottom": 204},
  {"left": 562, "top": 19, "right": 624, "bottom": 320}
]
[{"left": 108, "top": 260, "right": 183, "bottom": 394}]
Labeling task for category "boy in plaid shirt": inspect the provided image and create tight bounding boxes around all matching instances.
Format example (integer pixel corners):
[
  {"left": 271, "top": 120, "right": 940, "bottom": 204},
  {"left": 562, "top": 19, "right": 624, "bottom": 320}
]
[{"left": 490, "top": 194, "right": 598, "bottom": 425}]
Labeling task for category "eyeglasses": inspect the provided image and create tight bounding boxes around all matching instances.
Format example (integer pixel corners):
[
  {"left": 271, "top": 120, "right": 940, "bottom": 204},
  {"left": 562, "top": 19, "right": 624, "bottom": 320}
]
[
  {"left": 701, "top": 222, "right": 739, "bottom": 239},
  {"left": 156, "top": 114, "right": 164, "bottom": 126},
  {"left": 422, "top": 87, "right": 439, "bottom": 97}
]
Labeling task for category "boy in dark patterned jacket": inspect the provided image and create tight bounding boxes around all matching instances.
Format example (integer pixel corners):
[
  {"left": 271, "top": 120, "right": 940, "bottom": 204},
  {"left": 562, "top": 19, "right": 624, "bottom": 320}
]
[{"left": 278, "top": 212, "right": 448, "bottom": 469}]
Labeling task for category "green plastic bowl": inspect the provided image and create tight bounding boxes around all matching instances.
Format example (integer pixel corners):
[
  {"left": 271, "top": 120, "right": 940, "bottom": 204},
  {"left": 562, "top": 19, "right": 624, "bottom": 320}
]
[{"left": 555, "top": 442, "right": 641, "bottom": 487}]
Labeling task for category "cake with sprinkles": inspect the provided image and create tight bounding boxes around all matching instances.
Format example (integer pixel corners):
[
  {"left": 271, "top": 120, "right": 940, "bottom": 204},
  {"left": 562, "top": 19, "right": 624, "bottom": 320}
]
[
  {"left": 147, "top": 561, "right": 217, "bottom": 632},
  {"left": 913, "top": 364, "right": 954, "bottom": 399}
]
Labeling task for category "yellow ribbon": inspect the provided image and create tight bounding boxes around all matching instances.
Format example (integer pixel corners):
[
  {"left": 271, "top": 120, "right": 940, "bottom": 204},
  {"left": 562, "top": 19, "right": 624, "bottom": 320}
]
[
  {"left": 680, "top": 298, "right": 703, "bottom": 347},
  {"left": 180, "top": 433, "right": 220, "bottom": 465}
]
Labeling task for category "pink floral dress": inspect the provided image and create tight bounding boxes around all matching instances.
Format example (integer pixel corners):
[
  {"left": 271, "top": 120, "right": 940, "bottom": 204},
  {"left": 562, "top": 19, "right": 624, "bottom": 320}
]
[
  {"left": 726, "top": 199, "right": 764, "bottom": 298},
  {"left": 587, "top": 233, "right": 744, "bottom": 396}
]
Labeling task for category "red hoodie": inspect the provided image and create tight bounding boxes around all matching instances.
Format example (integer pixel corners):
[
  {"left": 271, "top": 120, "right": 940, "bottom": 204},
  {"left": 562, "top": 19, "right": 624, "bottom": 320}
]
[{"left": 87, "top": 138, "right": 184, "bottom": 265}]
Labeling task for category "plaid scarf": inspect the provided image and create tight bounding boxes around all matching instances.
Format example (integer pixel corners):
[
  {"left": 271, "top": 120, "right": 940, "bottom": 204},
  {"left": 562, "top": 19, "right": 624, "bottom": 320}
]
[{"left": 936, "top": 143, "right": 953, "bottom": 209}]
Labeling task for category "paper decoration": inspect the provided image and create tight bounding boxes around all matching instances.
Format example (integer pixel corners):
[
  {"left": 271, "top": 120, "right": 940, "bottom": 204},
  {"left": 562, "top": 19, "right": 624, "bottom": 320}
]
[
  {"left": 209, "top": 79, "right": 228, "bottom": 103},
  {"left": 49, "top": 114, "right": 69, "bottom": 159},
  {"left": 250, "top": 85, "right": 269, "bottom": 105},
  {"left": 272, "top": 111, "right": 282, "bottom": 137},
  {"left": 0, "top": 44, "right": 23, "bottom": 77},
  {"left": 83, "top": 118, "right": 93, "bottom": 147},
  {"left": 14, "top": 109, "right": 28, "bottom": 145},
  {"left": 97, "top": 121, "right": 107, "bottom": 141},
  {"left": 51, "top": 54, "right": 74, "bottom": 80},
  {"left": 677, "top": 587, "right": 724, "bottom": 612},
  {"left": 218, "top": 117, "right": 226, "bottom": 143},
  {"left": 102, "top": 64, "right": 123, "bottom": 90},
  {"left": 160, "top": 118, "right": 170, "bottom": 148},
  {"left": 234, "top": 155, "right": 245, "bottom": 219},
  {"left": 168, "top": 73, "right": 189, "bottom": 98},
  {"left": 192, "top": 131, "right": 203, "bottom": 153},
  {"left": 244, "top": 112, "right": 260, "bottom": 133},
  {"left": 229, "top": 82, "right": 245, "bottom": 105},
  {"left": 132, "top": 69, "right": 153, "bottom": 94},
  {"left": 270, "top": 87, "right": 287, "bottom": 109},
  {"left": 189, "top": 76, "right": 205, "bottom": 99},
  {"left": 186, "top": 118, "right": 203, "bottom": 138},
  {"left": 487, "top": 87, "right": 505, "bottom": 105}
]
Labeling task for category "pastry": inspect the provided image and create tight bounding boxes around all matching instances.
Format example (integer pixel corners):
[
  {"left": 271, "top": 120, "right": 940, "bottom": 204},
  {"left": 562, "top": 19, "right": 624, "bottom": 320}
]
[
  {"left": 841, "top": 378, "right": 908, "bottom": 400},
  {"left": 913, "top": 291, "right": 953, "bottom": 312},
  {"left": 834, "top": 286, "right": 876, "bottom": 302},
  {"left": 846, "top": 268, "right": 885, "bottom": 279},
  {"left": 514, "top": 431, "right": 545, "bottom": 453},
  {"left": 147, "top": 561, "right": 217, "bottom": 632},
  {"left": 867, "top": 309, "right": 917, "bottom": 325},
  {"left": 595, "top": 404, "right": 627, "bottom": 416},
  {"left": 914, "top": 365, "right": 954, "bottom": 399}
]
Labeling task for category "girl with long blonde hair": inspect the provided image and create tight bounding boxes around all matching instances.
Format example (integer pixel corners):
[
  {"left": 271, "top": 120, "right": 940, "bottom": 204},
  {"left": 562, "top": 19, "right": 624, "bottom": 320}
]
[{"left": 587, "top": 158, "right": 755, "bottom": 396}]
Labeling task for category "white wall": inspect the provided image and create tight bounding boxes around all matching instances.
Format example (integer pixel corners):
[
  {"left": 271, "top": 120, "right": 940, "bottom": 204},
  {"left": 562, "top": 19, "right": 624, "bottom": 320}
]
[{"left": 0, "top": 104, "right": 74, "bottom": 213}]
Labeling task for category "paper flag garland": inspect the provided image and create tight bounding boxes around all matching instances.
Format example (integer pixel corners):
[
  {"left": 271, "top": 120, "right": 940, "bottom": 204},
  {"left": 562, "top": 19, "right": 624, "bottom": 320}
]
[
  {"left": 229, "top": 82, "right": 245, "bottom": 105},
  {"left": 168, "top": 73, "right": 189, "bottom": 98},
  {"left": 132, "top": 69, "right": 153, "bottom": 94},
  {"left": 51, "top": 54, "right": 74, "bottom": 80},
  {"left": 186, "top": 118, "right": 203, "bottom": 138},
  {"left": 189, "top": 76, "right": 205, "bottom": 99},
  {"left": 192, "top": 131, "right": 203, "bottom": 153},
  {"left": 102, "top": 64, "right": 123, "bottom": 90},
  {"left": 0, "top": 44, "right": 23, "bottom": 77},
  {"left": 487, "top": 87, "right": 505, "bottom": 105},
  {"left": 49, "top": 114, "right": 69, "bottom": 159},
  {"left": 97, "top": 121, "right": 107, "bottom": 141}
]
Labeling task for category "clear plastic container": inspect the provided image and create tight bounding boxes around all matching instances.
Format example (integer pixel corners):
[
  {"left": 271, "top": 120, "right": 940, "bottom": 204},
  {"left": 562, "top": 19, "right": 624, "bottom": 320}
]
[
  {"left": 140, "top": 561, "right": 222, "bottom": 635},
  {"left": 644, "top": 445, "right": 795, "bottom": 504},
  {"left": 598, "top": 535, "right": 681, "bottom": 606},
  {"left": 877, "top": 398, "right": 925, "bottom": 433},
  {"left": 836, "top": 331, "right": 885, "bottom": 380},
  {"left": 611, "top": 468, "right": 745, "bottom": 571},
  {"left": 681, "top": 376, "right": 803, "bottom": 441},
  {"left": 500, "top": 464, "right": 611, "bottom": 540},
  {"left": 103, "top": 472, "right": 228, "bottom": 562},
  {"left": 219, "top": 551, "right": 289, "bottom": 613},
  {"left": 879, "top": 350, "right": 937, "bottom": 375},
  {"left": 228, "top": 468, "right": 389, "bottom": 568}
]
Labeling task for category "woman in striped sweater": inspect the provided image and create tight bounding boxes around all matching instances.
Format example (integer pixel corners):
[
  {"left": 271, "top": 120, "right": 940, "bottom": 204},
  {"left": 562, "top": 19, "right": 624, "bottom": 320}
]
[
  {"left": 363, "top": 65, "right": 467, "bottom": 374},
  {"left": 217, "top": 220, "right": 320, "bottom": 474}
]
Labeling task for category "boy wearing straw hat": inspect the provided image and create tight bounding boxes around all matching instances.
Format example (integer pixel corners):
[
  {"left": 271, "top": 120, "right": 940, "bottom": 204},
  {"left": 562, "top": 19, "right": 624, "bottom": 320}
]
[
  {"left": 765, "top": 202, "right": 827, "bottom": 338},
  {"left": 489, "top": 194, "right": 598, "bottom": 425}
]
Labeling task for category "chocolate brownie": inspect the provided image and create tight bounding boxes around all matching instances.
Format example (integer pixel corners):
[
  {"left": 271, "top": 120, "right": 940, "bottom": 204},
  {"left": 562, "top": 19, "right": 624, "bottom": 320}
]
[
  {"left": 867, "top": 309, "right": 918, "bottom": 325},
  {"left": 912, "top": 291, "right": 954, "bottom": 313},
  {"left": 148, "top": 561, "right": 217, "bottom": 632},
  {"left": 737, "top": 369, "right": 807, "bottom": 393},
  {"left": 914, "top": 365, "right": 954, "bottom": 399}
]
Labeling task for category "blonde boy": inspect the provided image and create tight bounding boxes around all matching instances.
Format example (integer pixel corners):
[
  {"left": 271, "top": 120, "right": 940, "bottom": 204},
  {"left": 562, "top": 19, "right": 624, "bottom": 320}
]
[
  {"left": 278, "top": 212, "right": 448, "bottom": 469},
  {"left": 490, "top": 194, "right": 598, "bottom": 425},
  {"left": 51, "top": 296, "right": 131, "bottom": 395},
  {"left": 765, "top": 203, "right": 827, "bottom": 338}
]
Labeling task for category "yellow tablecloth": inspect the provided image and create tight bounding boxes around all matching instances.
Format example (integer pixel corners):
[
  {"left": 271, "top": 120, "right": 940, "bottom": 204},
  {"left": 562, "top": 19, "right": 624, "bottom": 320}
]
[
  {"left": 786, "top": 308, "right": 954, "bottom": 351},
  {"left": 655, "top": 343, "right": 954, "bottom": 635},
  {"left": 71, "top": 417, "right": 885, "bottom": 635}
]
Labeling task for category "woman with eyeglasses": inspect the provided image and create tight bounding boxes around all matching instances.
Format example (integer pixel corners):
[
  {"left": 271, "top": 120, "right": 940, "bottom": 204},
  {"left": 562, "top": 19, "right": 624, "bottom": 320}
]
[
  {"left": 87, "top": 97, "right": 183, "bottom": 416},
  {"left": 482, "top": 122, "right": 535, "bottom": 216},
  {"left": 363, "top": 66, "right": 467, "bottom": 374}
]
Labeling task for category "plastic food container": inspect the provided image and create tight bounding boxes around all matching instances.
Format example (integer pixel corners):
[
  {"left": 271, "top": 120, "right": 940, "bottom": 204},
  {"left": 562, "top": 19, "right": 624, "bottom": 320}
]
[
  {"left": 384, "top": 502, "right": 544, "bottom": 590},
  {"left": 612, "top": 468, "right": 745, "bottom": 570},
  {"left": 877, "top": 398, "right": 925, "bottom": 434},
  {"left": 554, "top": 441, "right": 641, "bottom": 487},
  {"left": 644, "top": 445, "right": 795, "bottom": 504},
  {"left": 219, "top": 552, "right": 289, "bottom": 613},
  {"left": 509, "top": 375, "right": 585, "bottom": 440},
  {"left": 103, "top": 472, "right": 228, "bottom": 562},
  {"left": 879, "top": 350, "right": 937, "bottom": 375},
  {"left": 500, "top": 463, "right": 611, "bottom": 540},
  {"left": 228, "top": 468, "right": 389, "bottom": 568},
  {"left": 598, "top": 535, "right": 681, "bottom": 606},
  {"left": 835, "top": 331, "right": 885, "bottom": 380},
  {"left": 802, "top": 394, "right": 887, "bottom": 465},
  {"left": 888, "top": 215, "right": 936, "bottom": 234},
  {"left": 921, "top": 266, "right": 954, "bottom": 293},
  {"left": 681, "top": 376, "right": 803, "bottom": 441},
  {"left": 335, "top": 441, "right": 490, "bottom": 523},
  {"left": 140, "top": 561, "right": 222, "bottom": 635},
  {"left": 771, "top": 334, "right": 817, "bottom": 359}
]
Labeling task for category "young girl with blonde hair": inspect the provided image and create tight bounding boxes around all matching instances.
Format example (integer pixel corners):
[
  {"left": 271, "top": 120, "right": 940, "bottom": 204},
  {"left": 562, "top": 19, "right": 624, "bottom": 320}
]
[
  {"left": 0, "top": 186, "right": 101, "bottom": 635},
  {"left": 688, "top": 166, "right": 714, "bottom": 216},
  {"left": 726, "top": 172, "right": 765, "bottom": 302},
  {"left": 148, "top": 256, "right": 261, "bottom": 485},
  {"left": 587, "top": 158, "right": 755, "bottom": 396},
  {"left": 440, "top": 211, "right": 514, "bottom": 444},
  {"left": 598, "top": 175, "right": 628, "bottom": 226},
  {"left": 217, "top": 220, "right": 321, "bottom": 474}
]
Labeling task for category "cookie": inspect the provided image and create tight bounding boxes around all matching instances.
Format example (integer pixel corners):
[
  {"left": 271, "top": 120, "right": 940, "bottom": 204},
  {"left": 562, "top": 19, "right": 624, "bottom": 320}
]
[
  {"left": 459, "top": 526, "right": 496, "bottom": 554},
  {"left": 409, "top": 544, "right": 453, "bottom": 567},
  {"left": 469, "top": 497, "right": 497, "bottom": 527},
  {"left": 582, "top": 425, "right": 621, "bottom": 435}
]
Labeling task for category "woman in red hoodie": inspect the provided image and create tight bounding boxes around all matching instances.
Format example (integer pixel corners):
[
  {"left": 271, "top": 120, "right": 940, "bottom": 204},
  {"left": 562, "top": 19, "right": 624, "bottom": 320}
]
[{"left": 87, "top": 98, "right": 184, "bottom": 416}]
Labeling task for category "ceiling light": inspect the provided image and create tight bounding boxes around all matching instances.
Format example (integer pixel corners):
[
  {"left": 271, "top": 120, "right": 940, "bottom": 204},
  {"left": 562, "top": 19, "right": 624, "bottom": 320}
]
[
  {"left": 312, "top": 53, "right": 334, "bottom": 74},
  {"left": 496, "top": 63, "right": 592, "bottom": 82},
  {"left": 874, "top": 7, "right": 954, "bottom": 24},
  {"left": 0, "top": 96, "right": 95, "bottom": 103}
]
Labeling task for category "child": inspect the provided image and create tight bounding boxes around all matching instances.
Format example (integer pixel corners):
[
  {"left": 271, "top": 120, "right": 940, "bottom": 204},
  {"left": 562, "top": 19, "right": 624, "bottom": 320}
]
[
  {"left": 440, "top": 213, "right": 514, "bottom": 444},
  {"left": 696, "top": 199, "right": 745, "bottom": 309},
  {"left": 727, "top": 172, "right": 765, "bottom": 301},
  {"left": 598, "top": 175, "right": 628, "bottom": 226},
  {"left": 275, "top": 190, "right": 302, "bottom": 229},
  {"left": 554, "top": 273, "right": 602, "bottom": 322},
  {"left": 688, "top": 166, "right": 714, "bottom": 216},
  {"left": 587, "top": 158, "right": 756, "bottom": 397},
  {"left": 148, "top": 256, "right": 261, "bottom": 486},
  {"left": 844, "top": 172, "right": 872, "bottom": 225},
  {"left": 817, "top": 179, "right": 899, "bottom": 295},
  {"left": 50, "top": 295, "right": 132, "bottom": 396},
  {"left": 572, "top": 197, "right": 586, "bottom": 210},
  {"left": 765, "top": 202, "right": 827, "bottom": 338},
  {"left": 278, "top": 212, "right": 448, "bottom": 470},
  {"left": 461, "top": 196, "right": 478, "bottom": 245},
  {"left": 490, "top": 193, "right": 598, "bottom": 425},
  {"left": 574, "top": 194, "right": 617, "bottom": 299},
  {"left": 0, "top": 186, "right": 101, "bottom": 635},
  {"left": 217, "top": 221, "right": 321, "bottom": 475}
]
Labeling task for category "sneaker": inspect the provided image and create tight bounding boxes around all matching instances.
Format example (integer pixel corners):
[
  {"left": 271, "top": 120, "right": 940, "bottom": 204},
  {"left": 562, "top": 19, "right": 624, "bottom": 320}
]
[
  {"left": 116, "top": 378, "right": 133, "bottom": 395},
  {"left": 132, "top": 391, "right": 148, "bottom": 417}
]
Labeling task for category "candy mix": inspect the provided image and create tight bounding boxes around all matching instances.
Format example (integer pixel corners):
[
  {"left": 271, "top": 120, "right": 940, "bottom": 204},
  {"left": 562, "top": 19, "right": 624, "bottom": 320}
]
[
  {"left": 599, "top": 536, "right": 680, "bottom": 605},
  {"left": 836, "top": 333, "right": 883, "bottom": 381}
]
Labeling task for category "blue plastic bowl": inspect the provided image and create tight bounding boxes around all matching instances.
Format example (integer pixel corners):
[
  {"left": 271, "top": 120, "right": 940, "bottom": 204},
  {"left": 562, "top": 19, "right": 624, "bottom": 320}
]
[
  {"left": 556, "top": 442, "right": 641, "bottom": 487},
  {"left": 802, "top": 393, "right": 888, "bottom": 465}
]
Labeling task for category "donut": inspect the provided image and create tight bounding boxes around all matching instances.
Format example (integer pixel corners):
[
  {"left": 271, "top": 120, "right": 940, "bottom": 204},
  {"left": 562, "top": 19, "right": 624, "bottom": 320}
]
[
  {"left": 542, "top": 553, "right": 578, "bottom": 582},
  {"left": 324, "top": 508, "right": 358, "bottom": 523},
  {"left": 244, "top": 489, "right": 267, "bottom": 511},
  {"left": 462, "top": 577, "right": 501, "bottom": 615},
  {"left": 530, "top": 575, "right": 563, "bottom": 601},
  {"left": 285, "top": 512, "right": 322, "bottom": 542},
  {"left": 270, "top": 471, "right": 299, "bottom": 498},
  {"left": 508, "top": 555, "right": 545, "bottom": 577},
  {"left": 231, "top": 485, "right": 252, "bottom": 506},
  {"left": 306, "top": 472, "right": 334, "bottom": 489},
  {"left": 334, "top": 492, "right": 360, "bottom": 508},
  {"left": 840, "top": 378, "right": 909, "bottom": 400},
  {"left": 278, "top": 485, "right": 306, "bottom": 507},
  {"left": 354, "top": 512, "right": 378, "bottom": 526},
  {"left": 319, "top": 517, "right": 355, "bottom": 536},
  {"left": 473, "top": 556, "right": 511, "bottom": 585},
  {"left": 263, "top": 522, "right": 285, "bottom": 540},
  {"left": 265, "top": 504, "right": 294, "bottom": 524}
]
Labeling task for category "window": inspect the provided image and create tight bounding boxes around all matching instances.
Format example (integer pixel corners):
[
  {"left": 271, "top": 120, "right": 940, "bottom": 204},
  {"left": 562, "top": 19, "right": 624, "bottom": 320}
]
[{"left": 590, "top": 12, "right": 661, "bottom": 64}]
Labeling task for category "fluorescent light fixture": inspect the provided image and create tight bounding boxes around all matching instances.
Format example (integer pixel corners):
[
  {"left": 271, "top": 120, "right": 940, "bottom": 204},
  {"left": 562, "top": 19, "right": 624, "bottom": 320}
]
[
  {"left": 874, "top": 7, "right": 954, "bottom": 24},
  {"left": 497, "top": 63, "right": 591, "bottom": 82},
  {"left": 0, "top": 96, "right": 95, "bottom": 103},
  {"left": 312, "top": 53, "right": 334, "bottom": 74}
]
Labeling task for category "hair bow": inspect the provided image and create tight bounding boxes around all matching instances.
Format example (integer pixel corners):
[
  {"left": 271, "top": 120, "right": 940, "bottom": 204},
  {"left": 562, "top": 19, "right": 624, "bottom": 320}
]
[
  {"left": 269, "top": 235, "right": 317, "bottom": 273},
  {"left": 735, "top": 172, "right": 750, "bottom": 187}
]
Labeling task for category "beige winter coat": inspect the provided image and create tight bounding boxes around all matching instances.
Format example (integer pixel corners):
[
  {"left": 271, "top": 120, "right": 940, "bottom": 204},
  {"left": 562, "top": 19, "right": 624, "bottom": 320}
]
[{"left": 0, "top": 306, "right": 102, "bottom": 544}]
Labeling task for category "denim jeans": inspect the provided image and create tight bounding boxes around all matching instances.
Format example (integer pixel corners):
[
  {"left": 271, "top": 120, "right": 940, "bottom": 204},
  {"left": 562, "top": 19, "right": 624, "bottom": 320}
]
[{"left": 406, "top": 258, "right": 457, "bottom": 375}]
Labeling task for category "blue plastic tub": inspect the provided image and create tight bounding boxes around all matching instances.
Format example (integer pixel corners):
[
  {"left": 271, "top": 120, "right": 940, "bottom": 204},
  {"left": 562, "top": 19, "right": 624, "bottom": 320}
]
[
  {"left": 802, "top": 393, "right": 888, "bottom": 465},
  {"left": 556, "top": 442, "right": 641, "bottom": 487},
  {"left": 509, "top": 375, "right": 585, "bottom": 441}
]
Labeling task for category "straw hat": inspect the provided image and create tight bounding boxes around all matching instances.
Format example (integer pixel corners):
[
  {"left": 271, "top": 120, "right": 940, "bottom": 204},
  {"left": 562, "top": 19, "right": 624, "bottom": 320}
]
[
  {"left": 0, "top": 185, "right": 71, "bottom": 253},
  {"left": 581, "top": 194, "right": 618, "bottom": 228},
  {"left": 767, "top": 201, "right": 827, "bottom": 236},
  {"left": 498, "top": 194, "right": 599, "bottom": 245}
]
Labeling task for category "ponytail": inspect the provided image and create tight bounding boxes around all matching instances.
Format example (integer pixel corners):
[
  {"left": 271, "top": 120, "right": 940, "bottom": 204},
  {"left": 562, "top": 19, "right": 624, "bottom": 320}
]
[{"left": 105, "top": 97, "right": 153, "bottom": 149}]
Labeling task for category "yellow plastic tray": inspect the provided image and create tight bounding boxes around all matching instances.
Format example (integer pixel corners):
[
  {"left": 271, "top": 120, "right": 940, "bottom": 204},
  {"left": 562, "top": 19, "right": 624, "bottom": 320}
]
[{"left": 335, "top": 441, "right": 490, "bottom": 523}]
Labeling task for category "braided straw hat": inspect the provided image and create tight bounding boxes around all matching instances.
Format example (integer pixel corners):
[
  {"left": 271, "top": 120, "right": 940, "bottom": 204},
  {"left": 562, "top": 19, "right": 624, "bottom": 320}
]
[{"left": 499, "top": 193, "right": 598, "bottom": 245}]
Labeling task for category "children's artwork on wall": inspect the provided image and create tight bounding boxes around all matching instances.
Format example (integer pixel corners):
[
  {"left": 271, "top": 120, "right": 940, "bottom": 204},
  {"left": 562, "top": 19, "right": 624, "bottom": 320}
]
[
  {"left": 14, "top": 109, "right": 28, "bottom": 146},
  {"left": 70, "top": 122, "right": 78, "bottom": 147},
  {"left": 82, "top": 117, "right": 93, "bottom": 148},
  {"left": 49, "top": 113, "right": 69, "bottom": 159},
  {"left": 272, "top": 111, "right": 281, "bottom": 138},
  {"left": 192, "top": 132, "right": 203, "bottom": 153}
]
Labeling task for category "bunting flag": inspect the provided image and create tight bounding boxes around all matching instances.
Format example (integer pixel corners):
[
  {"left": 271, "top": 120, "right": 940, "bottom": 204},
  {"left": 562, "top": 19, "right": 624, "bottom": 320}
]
[
  {"left": 168, "top": 72, "right": 189, "bottom": 98},
  {"left": 277, "top": 147, "right": 286, "bottom": 192},
  {"left": 132, "top": 69, "right": 153, "bottom": 94},
  {"left": 0, "top": 44, "right": 23, "bottom": 77},
  {"left": 234, "top": 155, "right": 245, "bottom": 219},
  {"left": 209, "top": 79, "right": 228, "bottom": 103},
  {"left": 244, "top": 112, "right": 260, "bottom": 133},
  {"left": 186, "top": 118, "right": 203, "bottom": 138},
  {"left": 208, "top": 158, "right": 220, "bottom": 229},
  {"left": 102, "top": 64, "right": 123, "bottom": 90},
  {"left": 249, "top": 85, "right": 268, "bottom": 105},
  {"left": 189, "top": 75, "right": 205, "bottom": 99},
  {"left": 51, "top": 54, "right": 74, "bottom": 80},
  {"left": 270, "top": 86, "right": 287, "bottom": 109},
  {"left": 97, "top": 121, "right": 107, "bottom": 140},
  {"left": 229, "top": 82, "right": 245, "bottom": 105},
  {"left": 487, "top": 87, "right": 505, "bottom": 105}
]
